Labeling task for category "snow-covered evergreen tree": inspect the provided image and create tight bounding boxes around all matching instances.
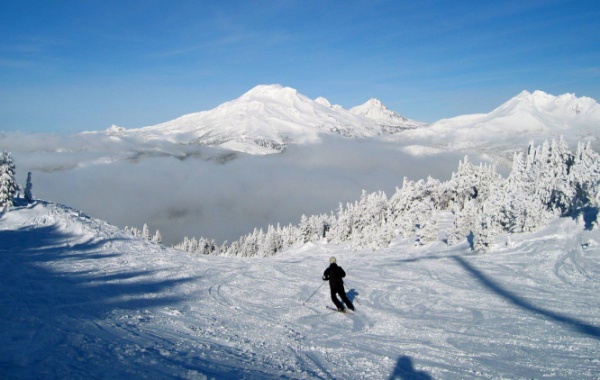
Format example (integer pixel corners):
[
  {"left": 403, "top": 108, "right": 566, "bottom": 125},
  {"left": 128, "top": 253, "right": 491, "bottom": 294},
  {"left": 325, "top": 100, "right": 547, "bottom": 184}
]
[
  {"left": 416, "top": 215, "right": 438, "bottom": 246},
  {"left": 298, "top": 215, "right": 312, "bottom": 243},
  {"left": 570, "top": 141, "right": 600, "bottom": 210},
  {"left": 261, "top": 224, "right": 283, "bottom": 257},
  {"left": 142, "top": 223, "right": 151, "bottom": 240},
  {"left": 447, "top": 200, "right": 478, "bottom": 246},
  {"left": 24, "top": 172, "right": 33, "bottom": 203},
  {"left": 472, "top": 206, "right": 497, "bottom": 252},
  {"left": 152, "top": 230, "right": 163, "bottom": 244},
  {"left": 172, "top": 139, "right": 600, "bottom": 256},
  {"left": 0, "top": 151, "right": 17, "bottom": 208}
]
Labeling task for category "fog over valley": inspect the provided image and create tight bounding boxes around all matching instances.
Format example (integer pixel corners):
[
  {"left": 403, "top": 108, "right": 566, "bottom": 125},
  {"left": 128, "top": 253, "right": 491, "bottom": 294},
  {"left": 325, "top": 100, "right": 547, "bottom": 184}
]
[{"left": 8, "top": 135, "right": 487, "bottom": 245}]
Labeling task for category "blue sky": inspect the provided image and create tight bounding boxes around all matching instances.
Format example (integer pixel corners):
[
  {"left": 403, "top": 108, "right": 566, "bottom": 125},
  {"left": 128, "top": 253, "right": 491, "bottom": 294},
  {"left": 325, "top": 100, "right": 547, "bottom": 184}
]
[{"left": 1, "top": 0, "right": 599, "bottom": 133}]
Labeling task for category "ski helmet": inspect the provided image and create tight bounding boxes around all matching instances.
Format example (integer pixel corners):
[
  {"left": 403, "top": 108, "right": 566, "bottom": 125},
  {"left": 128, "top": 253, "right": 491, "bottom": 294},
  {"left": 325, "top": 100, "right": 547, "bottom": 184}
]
[{"left": 330, "top": 256, "right": 336, "bottom": 264}]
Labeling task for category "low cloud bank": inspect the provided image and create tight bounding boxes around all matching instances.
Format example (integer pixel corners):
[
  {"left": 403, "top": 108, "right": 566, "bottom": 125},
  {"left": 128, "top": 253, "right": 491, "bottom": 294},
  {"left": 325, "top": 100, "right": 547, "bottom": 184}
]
[{"left": 6, "top": 134, "right": 489, "bottom": 245}]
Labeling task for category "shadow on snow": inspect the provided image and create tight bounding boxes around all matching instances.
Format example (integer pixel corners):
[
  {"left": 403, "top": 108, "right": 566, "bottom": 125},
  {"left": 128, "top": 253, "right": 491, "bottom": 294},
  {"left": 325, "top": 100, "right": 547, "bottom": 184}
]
[
  {"left": 0, "top": 222, "right": 283, "bottom": 379},
  {"left": 453, "top": 255, "right": 600, "bottom": 340},
  {"left": 388, "top": 355, "right": 432, "bottom": 380}
]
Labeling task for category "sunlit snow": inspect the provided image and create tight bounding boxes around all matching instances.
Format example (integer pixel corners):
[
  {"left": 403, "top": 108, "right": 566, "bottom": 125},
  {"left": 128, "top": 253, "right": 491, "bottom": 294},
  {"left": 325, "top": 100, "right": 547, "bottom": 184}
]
[{"left": 1, "top": 201, "right": 598, "bottom": 378}]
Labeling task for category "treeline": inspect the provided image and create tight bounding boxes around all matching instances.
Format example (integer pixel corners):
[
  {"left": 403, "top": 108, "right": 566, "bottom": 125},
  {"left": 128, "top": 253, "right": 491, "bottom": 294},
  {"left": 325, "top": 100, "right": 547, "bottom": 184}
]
[
  {"left": 125, "top": 223, "right": 163, "bottom": 244},
  {"left": 174, "top": 138, "right": 599, "bottom": 256}
]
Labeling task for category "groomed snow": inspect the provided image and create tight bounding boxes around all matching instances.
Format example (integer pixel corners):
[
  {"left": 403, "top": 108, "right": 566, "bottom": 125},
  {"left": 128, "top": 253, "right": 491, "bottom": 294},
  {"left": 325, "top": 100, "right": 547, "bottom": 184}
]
[{"left": 1, "top": 201, "right": 599, "bottom": 379}]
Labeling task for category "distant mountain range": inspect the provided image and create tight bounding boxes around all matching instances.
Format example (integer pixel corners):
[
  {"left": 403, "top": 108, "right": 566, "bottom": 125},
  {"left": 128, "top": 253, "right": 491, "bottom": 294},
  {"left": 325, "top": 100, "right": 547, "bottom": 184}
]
[
  {"left": 100, "top": 85, "right": 600, "bottom": 156},
  {"left": 102, "top": 84, "right": 424, "bottom": 154}
]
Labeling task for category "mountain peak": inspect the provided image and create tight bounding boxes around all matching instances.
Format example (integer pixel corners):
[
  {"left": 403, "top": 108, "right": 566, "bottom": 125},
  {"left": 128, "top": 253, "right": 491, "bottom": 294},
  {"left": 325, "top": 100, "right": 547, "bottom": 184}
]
[
  {"left": 314, "top": 97, "right": 332, "bottom": 107},
  {"left": 417, "top": 90, "right": 600, "bottom": 156},
  {"left": 366, "top": 98, "right": 385, "bottom": 107},
  {"left": 350, "top": 98, "right": 411, "bottom": 126},
  {"left": 241, "top": 84, "right": 299, "bottom": 99},
  {"left": 494, "top": 90, "right": 598, "bottom": 117}
]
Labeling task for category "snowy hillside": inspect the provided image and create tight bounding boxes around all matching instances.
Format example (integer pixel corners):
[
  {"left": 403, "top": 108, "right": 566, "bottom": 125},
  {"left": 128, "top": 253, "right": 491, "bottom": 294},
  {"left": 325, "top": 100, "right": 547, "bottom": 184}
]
[
  {"left": 1, "top": 200, "right": 599, "bottom": 379},
  {"left": 401, "top": 90, "right": 600, "bottom": 159},
  {"left": 106, "top": 85, "right": 424, "bottom": 155}
]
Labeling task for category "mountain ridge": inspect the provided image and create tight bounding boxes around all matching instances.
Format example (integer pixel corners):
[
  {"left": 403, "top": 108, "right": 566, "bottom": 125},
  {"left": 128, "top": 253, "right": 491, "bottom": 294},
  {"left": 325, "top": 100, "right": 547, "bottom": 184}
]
[
  {"left": 97, "top": 85, "right": 600, "bottom": 156},
  {"left": 108, "top": 84, "right": 425, "bottom": 154}
]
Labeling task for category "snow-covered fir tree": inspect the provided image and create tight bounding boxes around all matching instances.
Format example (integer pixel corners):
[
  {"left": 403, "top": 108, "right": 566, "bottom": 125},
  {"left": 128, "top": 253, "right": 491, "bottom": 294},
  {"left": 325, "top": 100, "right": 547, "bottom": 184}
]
[
  {"left": 142, "top": 223, "right": 151, "bottom": 240},
  {"left": 152, "top": 230, "right": 163, "bottom": 244},
  {"left": 0, "top": 151, "right": 17, "bottom": 208},
  {"left": 24, "top": 172, "right": 33, "bottom": 203},
  {"left": 173, "top": 139, "right": 600, "bottom": 256}
]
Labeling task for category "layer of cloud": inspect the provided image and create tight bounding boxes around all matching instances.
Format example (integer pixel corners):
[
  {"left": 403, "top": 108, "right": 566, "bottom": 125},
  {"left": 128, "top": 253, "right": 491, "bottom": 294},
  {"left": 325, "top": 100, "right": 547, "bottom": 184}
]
[{"left": 5, "top": 134, "right": 491, "bottom": 245}]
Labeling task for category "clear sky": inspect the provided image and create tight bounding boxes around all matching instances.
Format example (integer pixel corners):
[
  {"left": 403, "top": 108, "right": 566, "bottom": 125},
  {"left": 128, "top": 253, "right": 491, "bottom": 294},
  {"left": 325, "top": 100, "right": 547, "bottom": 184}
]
[{"left": 1, "top": 0, "right": 599, "bottom": 133}]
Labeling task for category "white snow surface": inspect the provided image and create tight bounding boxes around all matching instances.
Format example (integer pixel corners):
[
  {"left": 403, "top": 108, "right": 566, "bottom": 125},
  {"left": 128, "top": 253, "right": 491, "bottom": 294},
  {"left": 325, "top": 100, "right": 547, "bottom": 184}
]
[
  {"left": 108, "top": 85, "right": 425, "bottom": 154},
  {"left": 2, "top": 201, "right": 600, "bottom": 379}
]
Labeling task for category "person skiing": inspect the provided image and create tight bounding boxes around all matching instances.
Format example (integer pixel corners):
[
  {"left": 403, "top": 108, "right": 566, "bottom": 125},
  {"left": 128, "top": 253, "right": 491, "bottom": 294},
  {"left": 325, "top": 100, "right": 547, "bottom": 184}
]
[{"left": 322, "top": 256, "right": 355, "bottom": 312}]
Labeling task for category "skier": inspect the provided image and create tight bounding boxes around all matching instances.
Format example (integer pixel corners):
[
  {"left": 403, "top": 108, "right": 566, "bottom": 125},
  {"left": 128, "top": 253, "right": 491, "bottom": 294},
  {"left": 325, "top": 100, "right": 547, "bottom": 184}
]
[{"left": 322, "top": 256, "right": 355, "bottom": 312}]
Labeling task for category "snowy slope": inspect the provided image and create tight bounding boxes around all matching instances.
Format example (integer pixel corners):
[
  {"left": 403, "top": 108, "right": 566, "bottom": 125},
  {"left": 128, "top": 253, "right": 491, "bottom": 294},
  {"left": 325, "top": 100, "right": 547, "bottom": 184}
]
[
  {"left": 109, "top": 85, "right": 423, "bottom": 155},
  {"left": 2, "top": 200, "right": 599, "bottom": 379},
  {"left": 400, "top": 90, "right": 600, "bottom": 158}
]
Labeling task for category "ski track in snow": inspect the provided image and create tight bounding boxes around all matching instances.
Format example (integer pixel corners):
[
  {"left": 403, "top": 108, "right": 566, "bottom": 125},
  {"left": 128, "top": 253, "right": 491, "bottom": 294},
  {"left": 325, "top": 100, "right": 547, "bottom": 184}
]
[{"left": 1, "top": 201, "right": 600, "bottom": 379}]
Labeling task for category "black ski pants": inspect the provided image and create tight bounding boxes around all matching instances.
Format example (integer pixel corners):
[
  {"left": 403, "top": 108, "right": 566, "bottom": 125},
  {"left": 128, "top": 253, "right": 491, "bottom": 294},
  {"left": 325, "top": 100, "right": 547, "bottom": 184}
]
[{"left": 330, "top": 286, "right": 354, "bottom": 310}]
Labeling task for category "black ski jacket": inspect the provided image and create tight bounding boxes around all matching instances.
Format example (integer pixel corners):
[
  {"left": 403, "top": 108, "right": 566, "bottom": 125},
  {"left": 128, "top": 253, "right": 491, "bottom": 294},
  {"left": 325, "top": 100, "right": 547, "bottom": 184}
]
[{"left": 322, "top": 263, "right": 346, "bottom": 291}]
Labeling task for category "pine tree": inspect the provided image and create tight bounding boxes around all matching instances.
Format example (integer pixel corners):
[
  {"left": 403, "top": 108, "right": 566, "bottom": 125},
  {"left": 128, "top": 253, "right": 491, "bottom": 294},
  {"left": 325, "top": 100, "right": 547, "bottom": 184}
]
[
  {"left": 24, "top": 172, "right": 33, "bottom": 203},
  {"left": 152, "top": 230, "right": 163, "bottom": 244},
  {"left": 0, "top": 151, "right": 17, "bottom": 208},
  {"left": 142, "top": 223, "right": 151, "bottom": 240},
  {"left": 262, "top": 224, "right": 283, "bottom": 257},
  {"left": 298, "top": 215, "right": 312, "bottom": 243}
]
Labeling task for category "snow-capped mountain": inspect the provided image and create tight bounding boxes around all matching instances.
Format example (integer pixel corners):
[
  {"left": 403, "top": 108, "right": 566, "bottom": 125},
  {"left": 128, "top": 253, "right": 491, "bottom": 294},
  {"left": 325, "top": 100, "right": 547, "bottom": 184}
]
[
  {"left": 113, "top": 84, "right": 424, "bottom": 155},
  {"left": 401, "top": 90, "right": 600, "bottom": 157},
  {"left": 350, "top": 98, "right": 425, "bottom": 130},
  {"left": 98, "top": 86, "right": 599, "bottom": 158}
]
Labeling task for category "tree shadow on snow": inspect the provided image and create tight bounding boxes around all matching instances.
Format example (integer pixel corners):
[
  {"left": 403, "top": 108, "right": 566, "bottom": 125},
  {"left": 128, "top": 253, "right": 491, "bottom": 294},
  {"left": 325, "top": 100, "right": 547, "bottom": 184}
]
[
  {"left": 453, "top": 256, "right": 600, "bottom": 340},
  {"left": 571, "top": 206, "right": 598, "bottom": 230},
  {"left": 0, "top": 220, "right": 288, "bottom": 380},
  {"left": 0, "top": 224, "right": 197, "bottom": 313},
  {"left": 388, "top": 356, "right": 432, "bottom": 380},
  {"left": 0, "top": 223, "right": 204, "bottom": 378}
]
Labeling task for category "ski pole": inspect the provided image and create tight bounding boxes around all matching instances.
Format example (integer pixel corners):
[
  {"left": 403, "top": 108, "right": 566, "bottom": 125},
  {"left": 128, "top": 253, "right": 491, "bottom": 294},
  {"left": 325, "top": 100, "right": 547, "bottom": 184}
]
[{"left": 304, "top": 281, "right": 326, "bottom": 304}]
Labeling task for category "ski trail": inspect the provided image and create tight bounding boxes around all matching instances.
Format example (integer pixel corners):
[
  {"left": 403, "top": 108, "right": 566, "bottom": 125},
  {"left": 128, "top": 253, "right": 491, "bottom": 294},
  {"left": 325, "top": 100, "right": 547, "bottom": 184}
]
[{"left": 2, "top": 203, "right": 600, "bottom": 378}]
